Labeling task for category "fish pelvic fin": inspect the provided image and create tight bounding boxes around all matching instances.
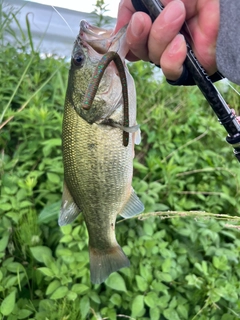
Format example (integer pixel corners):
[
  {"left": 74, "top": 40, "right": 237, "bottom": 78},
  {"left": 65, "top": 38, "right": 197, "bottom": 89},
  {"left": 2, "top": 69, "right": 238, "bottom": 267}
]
[
  {"left": 58, "top": 181, "right": 81, "bottom": 226},
  {"left": 120, "top": 188, "right": 144, "bottom": 219},
  {"left": 89, "top": 244, "right": 130, "bottom": 284}
]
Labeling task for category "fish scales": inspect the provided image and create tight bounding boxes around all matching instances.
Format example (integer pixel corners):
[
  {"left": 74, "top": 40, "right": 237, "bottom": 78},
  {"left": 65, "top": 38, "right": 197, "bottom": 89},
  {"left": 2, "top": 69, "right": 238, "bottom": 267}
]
[
  {"left": 63, "top": 97, "right": 133, "bottom": 234},
  {"left": 59, "top": 20, "right": 144, "bottom": 284}
]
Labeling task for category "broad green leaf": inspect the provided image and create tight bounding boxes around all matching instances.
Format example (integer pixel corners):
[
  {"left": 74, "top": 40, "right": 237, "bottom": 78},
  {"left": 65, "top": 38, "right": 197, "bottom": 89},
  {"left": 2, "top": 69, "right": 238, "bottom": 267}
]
[
  {"left": 157, "top": 272, "right": 172, "bottom": 282},
  {"left": 131, "top": 295, "right": 144, "bottom": 317},
  {"left": 110, "top": 293, "right": 122, "bottom": 306},
  {"left": 56, "top": 248, "right": 72, "bottom": 257},
  {"left": 5, "top": 276, "right": 18, "bottom": 288},
  {"left": 177, "top": 304, "right": 188, "bottom": 319},
  {"left": 224, "top": 284, "right": 239, "bottom": 302},
  {"left": 47, "top": 172, "right": 60, "bottom": 184},
  {"left": 46, "top": 280, "right": 61, "bottom": 295},
  {"left": 3, "top": 186, "right": 17, "bottom": 195},
  {"left": 30, "top": 246, "right": 52, "bottom": 263},
  {"left": 72, "top": 226, "right": 82, "bottom": 240},
  {"left": 209, "top": 289, "right": 221, "bottom": 303},
  {"left": 151, "top": 280, "right": 168, "bottom": 294},
  {"left": 105, "top": 308, "right": 116, "bottom": 319},
  {"left": 0, "top": 203, "right": 12, "bottom": 211},
  {"left": 42, "top": 138, "right": 62, "bottom": 157},
  {"left": 19, "top": 200, "right": 33, "bottom": 208},
  {"left": 105, "top": 272, "right": 127, "bottom": 292},
  {"left": 136, "top": 275, "right": 148, "bottom": 292},
  {"left": 221, "top": 314, "right": 236, "bottom": 320},
  {"left": 67, "top": 291, "right": 78, "bottom": 301},
  {"left": 3, "top": 257, "right": 14, "bottom": 267},
  {"left": 143, "top": 222, "right": 154, "bottom": 236},
  {"left": 144, "top": 292, "right": 158, "bottom": 308},
  {"left": 0, "top": 291, "right": 16, "bottom": 316},
  {"left": 139, "top": 262, "right": 150, "bottom": 280},
  {"left": 38, "top": 201, "right": 61, "bottom": 224},
  {"left": 162, "top": 258, "right": 172, "bottom": 273},
  {"left": 185, "top": 274, "right": 203, "bottom": 289},
  {"left": 18, "top": 309, "right": 33, "bottom": 319},
  {"left": 38, "top": 267, "right": 54, "bottom": 277},
  {"left": 213, "top": 256, "right": 229, "bottom": 271},
  {"left": 71, "top": 284, "right": 89, "bottom": 295},
  {"left": 163, "top": 308, "right": 181, "bottom": 320},
  {"left": 0, "top": 232, "right": 9, "bottom": 252},
  {"left": 133, "top": 160, "right": 148, "bottom": 173},
  {"left": 80, "top": 296, "right": 90, "bottom": 319},
  {"left": 6, "top": 262, "right": 25, "bottom": 273},
  {"left": 158, "top": 295, "right": 171, "bottom": 309},
  {"left": 50, "top": 286, "right": 68, "bottom": 300},
  {"left": 89, "top": 291, "right": 101, "bottom": 304},
  {"left": 60, "top": 224, "right": 72, "bottom": 235},
  {"left": 150, "top": 307, "right": 161, "bottom": 320},
  {"left": 60, "top": 235, "right": 73, "bottom": 243},
  {"left": 169, "top": 297, "right": 178, "bottom": 310}
]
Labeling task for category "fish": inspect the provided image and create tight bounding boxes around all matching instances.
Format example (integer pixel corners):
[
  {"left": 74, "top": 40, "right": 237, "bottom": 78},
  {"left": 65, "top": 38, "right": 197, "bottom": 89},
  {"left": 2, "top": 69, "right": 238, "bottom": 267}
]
[{"left": 58, "top": 20, "right": 144, "bottom": 284}]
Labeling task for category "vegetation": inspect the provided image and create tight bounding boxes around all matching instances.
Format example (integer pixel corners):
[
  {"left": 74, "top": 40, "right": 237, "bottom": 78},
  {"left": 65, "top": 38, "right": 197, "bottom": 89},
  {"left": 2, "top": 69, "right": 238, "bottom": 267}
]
[{"left": 1, "top": 2, "right": 240, "bottom": 319}]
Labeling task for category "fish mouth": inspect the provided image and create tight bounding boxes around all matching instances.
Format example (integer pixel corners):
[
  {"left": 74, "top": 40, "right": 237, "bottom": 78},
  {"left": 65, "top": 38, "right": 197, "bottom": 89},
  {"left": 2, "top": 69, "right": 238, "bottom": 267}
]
[
  {"left": 79, "top": 20, "right": 127, "bottom": 55},
  {"left": 80, "top": 20, "right": 113, "bottom": 40}
]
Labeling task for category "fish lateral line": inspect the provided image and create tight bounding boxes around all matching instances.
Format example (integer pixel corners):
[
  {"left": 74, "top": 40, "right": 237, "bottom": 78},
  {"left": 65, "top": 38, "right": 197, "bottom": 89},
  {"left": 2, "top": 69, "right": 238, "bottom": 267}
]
[{"left": 82, "top": 51, "right": 130, "bottom": 147}]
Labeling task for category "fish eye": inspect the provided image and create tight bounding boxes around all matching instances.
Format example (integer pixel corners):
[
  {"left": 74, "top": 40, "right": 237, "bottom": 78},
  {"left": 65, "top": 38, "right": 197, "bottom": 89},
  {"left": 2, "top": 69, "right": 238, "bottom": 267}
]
[{"left": 72, "top": 52, "right": 85, "bottom": 67}]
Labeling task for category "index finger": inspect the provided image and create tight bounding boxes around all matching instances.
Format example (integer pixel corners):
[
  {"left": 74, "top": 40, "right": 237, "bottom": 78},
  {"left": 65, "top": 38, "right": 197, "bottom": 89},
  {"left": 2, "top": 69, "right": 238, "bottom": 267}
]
[{"left": 115, "top": 0, "right": 136, "bottom": 33}]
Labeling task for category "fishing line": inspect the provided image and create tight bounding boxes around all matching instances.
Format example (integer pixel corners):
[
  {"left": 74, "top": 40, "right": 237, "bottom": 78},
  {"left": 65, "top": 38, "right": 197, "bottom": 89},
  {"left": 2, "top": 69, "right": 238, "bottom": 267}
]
[
  {"left": 227, "top": 81, "right": 240, "bottom": 96},
  {"left": 51, "top": 6, "right": 74, "bottom": 35}
]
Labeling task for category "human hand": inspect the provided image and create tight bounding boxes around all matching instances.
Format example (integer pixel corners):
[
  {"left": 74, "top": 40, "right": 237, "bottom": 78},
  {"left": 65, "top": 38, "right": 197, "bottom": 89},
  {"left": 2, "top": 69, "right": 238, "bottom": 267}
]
[{"left": 115, "top": 0, "right": 219, "bottom": 81}]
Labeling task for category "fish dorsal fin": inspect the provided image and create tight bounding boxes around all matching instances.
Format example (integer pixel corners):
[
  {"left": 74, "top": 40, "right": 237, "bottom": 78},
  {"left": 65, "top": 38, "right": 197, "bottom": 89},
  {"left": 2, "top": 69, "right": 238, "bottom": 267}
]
[
  {"left": 120, "top": 189, "right": 144, "bottom": 218},
  {"left": 58, "top": 181, "right": 81, "bottom": 226}
]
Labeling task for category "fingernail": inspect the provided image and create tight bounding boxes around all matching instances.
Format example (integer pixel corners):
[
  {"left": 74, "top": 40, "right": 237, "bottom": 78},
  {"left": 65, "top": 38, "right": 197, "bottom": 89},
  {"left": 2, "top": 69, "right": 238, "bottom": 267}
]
[
  {"left": 164, "top": 0, "right": 184, "bottom": 23},
  {"left": 130, "top": 13, "right": 145, "bottom": 37},
  {"left": 168, "top": 34, "right": 185, "bottom": 55}
]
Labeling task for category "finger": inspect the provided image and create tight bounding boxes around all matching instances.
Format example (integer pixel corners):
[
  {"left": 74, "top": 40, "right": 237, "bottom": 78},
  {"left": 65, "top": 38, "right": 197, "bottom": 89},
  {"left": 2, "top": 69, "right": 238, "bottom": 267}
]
[
  {"left": 148, "top": 0, "right": 186, "bottom": 65},
  {"left": 161, "top": 0, "right": 198, "bottom": 19},
  {"left": 160, "top": 34, "right": 187, "bottom": 80},
  {"left": 126, "top": 12, "right": 152, "bottom": 61},
  {"left": 115, "top": 0, "right": 136, "bottom": 33},
  {"left": 187, "top": 0, "right": 219, "bottom": 74}
]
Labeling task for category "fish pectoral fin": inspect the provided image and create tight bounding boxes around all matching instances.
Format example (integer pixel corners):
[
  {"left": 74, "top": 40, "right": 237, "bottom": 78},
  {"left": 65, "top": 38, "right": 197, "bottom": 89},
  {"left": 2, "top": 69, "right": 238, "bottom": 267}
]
[
  {"left": 134, "top": 127, "right": 141, "bottom": 145},
  {"left": 120, "top": 188, "right": 144, "bottom": 218},
  {"left": 89, "top": 244, "right": 130, "bottom": 284},
  {"left": 58, "top": 181, "right": 81, "bottom": 226}
]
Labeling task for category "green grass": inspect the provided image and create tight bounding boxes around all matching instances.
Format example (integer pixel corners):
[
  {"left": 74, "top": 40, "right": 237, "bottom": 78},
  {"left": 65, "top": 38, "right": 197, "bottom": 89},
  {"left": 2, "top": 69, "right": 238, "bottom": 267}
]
[{"left": 0, "top": 3, "right": 240, "bottom": 320}]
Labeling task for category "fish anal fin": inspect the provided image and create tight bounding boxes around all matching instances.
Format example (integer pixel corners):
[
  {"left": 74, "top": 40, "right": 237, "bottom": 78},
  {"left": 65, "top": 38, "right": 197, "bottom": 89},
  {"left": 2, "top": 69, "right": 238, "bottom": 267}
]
[
  {"left": 89, "top": 244, "right": 130, "bottom": 284},
  {"left": 58, "top": 181, "right": 81, "bottom": 226},
  {"left": 120, "top": 189, "right": 144, "bottom": 218}
]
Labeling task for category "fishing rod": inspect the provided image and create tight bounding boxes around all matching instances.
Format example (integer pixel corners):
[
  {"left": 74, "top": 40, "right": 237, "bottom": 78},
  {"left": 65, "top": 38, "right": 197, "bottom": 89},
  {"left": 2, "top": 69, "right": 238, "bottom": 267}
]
[{"left": 131, "top": 0, "right": 240, "bottom": 163}]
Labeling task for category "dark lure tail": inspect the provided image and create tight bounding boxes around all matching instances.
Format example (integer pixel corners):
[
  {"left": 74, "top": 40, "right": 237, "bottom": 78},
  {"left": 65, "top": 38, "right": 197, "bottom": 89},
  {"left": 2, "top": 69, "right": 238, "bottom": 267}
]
[{"left": 89, "top": 244, "right": 130, "bottom": 284}]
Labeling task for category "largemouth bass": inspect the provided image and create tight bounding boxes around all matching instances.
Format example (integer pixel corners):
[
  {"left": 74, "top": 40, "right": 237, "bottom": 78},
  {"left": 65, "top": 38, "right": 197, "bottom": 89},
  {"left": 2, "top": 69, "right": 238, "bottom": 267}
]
[{"left": 59, "top": 20, "right": 144, "bottom": 284}]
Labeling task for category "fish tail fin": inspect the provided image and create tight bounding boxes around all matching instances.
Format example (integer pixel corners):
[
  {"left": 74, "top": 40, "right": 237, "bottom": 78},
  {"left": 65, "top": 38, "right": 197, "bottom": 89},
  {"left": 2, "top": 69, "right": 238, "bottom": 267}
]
[{"left": 89, "top": 244, "right": 130, "bottom": 284}]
